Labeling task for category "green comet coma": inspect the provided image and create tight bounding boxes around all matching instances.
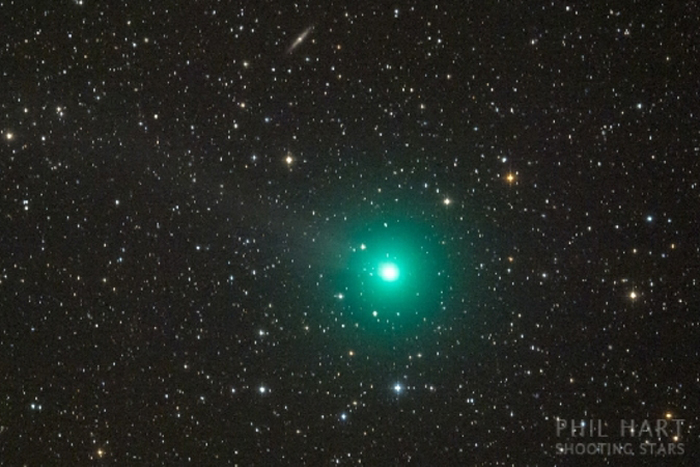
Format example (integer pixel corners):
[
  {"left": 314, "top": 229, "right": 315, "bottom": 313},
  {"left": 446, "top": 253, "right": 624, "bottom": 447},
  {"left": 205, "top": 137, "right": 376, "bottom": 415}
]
[
  {"left": 378, "top": 262, "right": 400, "bottom": 281},
  {"left": 338, "top": 219, "right": 450, "bottom": 333}
]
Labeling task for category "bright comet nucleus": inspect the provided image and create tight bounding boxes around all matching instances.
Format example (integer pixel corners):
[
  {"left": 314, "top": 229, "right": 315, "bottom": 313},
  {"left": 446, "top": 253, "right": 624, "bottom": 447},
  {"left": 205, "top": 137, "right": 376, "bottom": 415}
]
[{"left": 378, "top": 262, "right": 400, "bottom": 282}]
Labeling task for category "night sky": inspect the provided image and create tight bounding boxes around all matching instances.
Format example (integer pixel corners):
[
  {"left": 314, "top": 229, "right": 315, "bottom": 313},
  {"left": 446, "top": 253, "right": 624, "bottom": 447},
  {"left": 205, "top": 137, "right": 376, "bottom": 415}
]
[{"left": 1, "top": 1, "right": 699, "bottom": 465}]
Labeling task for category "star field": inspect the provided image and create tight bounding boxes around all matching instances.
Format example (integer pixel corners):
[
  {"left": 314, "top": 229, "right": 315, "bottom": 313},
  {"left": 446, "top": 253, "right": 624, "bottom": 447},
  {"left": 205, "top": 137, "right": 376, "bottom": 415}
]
[{"left": 1, "top": 1, "right": 699, "bottom": 465}]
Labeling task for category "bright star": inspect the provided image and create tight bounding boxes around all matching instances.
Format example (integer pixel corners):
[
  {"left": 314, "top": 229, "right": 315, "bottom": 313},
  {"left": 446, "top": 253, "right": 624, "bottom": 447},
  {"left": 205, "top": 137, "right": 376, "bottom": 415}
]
[
  {"left": 378, "top": 262, "right": 399, "bottom": 281},
  {"left": 393, "top": 383, "right": 402, "bottom": 393}
]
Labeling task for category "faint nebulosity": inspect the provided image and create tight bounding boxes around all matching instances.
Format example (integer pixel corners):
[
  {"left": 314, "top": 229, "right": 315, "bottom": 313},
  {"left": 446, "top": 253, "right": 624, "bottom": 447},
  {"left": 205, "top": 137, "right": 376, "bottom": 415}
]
[{"left": 1, "top": 1, "right": 698, "bottom": 465}]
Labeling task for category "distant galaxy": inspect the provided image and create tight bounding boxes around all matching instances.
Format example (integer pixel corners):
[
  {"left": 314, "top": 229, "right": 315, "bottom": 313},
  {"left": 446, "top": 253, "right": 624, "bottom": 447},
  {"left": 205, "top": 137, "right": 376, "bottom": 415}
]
[{"left": 287, "top": 25, "right": 313, "bottom": 54}]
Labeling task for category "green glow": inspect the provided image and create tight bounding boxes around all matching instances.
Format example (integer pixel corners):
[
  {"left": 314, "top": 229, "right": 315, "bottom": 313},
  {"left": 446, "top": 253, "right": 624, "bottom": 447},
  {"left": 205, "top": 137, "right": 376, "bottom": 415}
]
[
  {"left": 378, "top": 262, "right": 400, "bottom": 281},
  {"left": 337, "top": 217, "right": 452, "bottom": 335}
]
